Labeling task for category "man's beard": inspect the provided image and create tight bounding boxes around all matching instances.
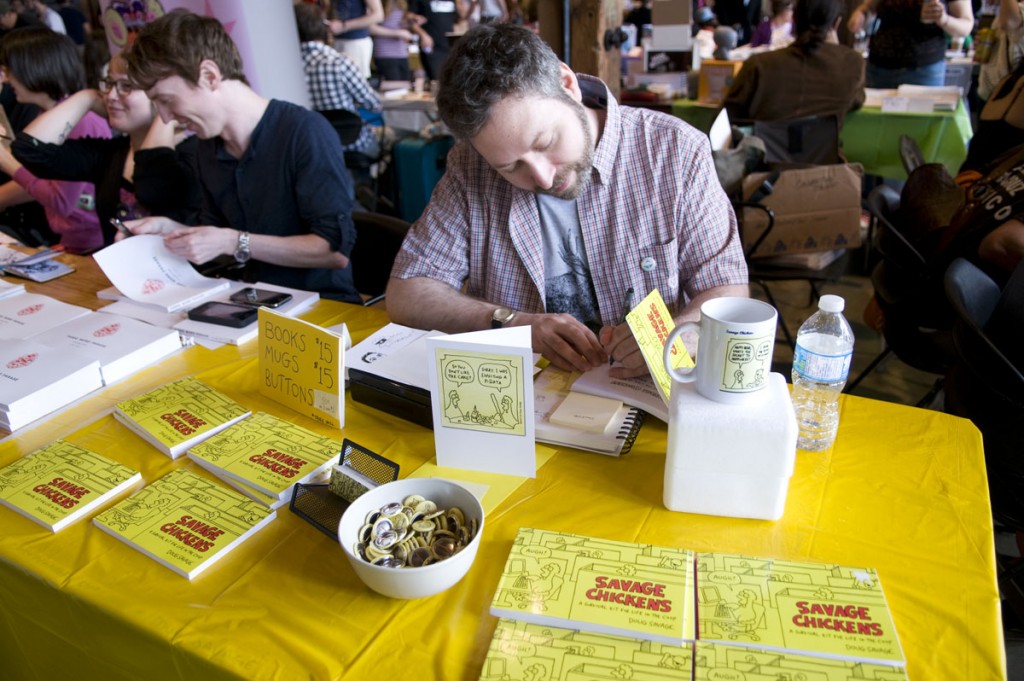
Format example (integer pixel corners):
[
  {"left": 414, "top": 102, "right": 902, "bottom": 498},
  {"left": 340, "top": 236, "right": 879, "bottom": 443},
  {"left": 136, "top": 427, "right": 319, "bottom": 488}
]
[{"left": 537, "top": 97, "right": 596, "bottom": 201}]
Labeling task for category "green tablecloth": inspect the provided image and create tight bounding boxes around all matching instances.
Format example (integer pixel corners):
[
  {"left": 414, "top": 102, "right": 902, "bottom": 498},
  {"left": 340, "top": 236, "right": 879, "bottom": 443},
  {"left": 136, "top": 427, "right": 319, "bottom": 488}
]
[{"left": 670, "top": 99, "right": 974, "bottom": 180}]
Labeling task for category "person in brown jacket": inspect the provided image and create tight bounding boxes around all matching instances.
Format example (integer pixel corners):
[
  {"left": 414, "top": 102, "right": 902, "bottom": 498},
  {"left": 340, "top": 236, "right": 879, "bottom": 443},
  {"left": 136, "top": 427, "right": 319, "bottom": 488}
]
[{"left": 724, "top": 0, "right": 865, "bottom": 126}]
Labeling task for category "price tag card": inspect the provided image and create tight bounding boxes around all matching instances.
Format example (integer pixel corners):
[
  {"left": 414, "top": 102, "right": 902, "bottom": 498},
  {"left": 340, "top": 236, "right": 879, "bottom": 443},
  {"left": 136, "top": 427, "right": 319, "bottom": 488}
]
[{"left": 258, "top": 307, "right": 344, "bottom": 428}]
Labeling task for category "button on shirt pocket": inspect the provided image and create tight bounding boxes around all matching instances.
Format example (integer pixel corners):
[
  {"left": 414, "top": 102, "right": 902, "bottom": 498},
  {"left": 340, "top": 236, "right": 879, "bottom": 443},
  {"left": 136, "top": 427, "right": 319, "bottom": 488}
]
[{"left": 637, "top": 239, "right": 680, "bottom": 312}]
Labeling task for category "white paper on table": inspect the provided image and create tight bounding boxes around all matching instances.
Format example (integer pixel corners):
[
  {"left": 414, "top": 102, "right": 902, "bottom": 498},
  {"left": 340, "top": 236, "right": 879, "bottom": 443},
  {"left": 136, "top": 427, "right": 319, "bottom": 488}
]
[
  {"left": 92, "top": 235, "right": 229, "bottom": 312},
  {"left": 425, "top": 326, "right": 536, "bottom": 478}
]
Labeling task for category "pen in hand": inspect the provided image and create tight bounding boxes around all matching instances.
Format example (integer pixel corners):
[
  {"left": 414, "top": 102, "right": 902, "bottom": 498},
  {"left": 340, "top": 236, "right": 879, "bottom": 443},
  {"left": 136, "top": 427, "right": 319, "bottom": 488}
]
[{"left": 609, "top": 286, "right": 635, "bottom": 366}]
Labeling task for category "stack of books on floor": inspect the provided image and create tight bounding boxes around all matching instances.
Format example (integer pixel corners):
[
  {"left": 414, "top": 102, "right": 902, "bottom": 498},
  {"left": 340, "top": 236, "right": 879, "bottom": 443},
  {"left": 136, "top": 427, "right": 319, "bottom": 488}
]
[
  {"left": 481, "top": 528, "right": 907, "bottom": 680},
  {"left": 187, "top": 411, "right": 343, "bottom": 508}
]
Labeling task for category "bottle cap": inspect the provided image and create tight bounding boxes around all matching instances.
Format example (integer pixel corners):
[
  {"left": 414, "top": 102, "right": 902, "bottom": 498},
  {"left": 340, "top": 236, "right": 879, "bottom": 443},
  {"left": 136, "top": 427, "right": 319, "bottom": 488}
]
[{"left": 818, "top": 294, "right": 845, "bottom": 313}]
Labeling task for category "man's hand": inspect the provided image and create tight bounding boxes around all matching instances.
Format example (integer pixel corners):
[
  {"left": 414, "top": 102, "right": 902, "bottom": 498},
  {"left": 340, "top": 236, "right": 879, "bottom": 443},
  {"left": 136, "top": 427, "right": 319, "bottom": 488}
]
[
  {"left": 125, "top": 217, "right": 234, "bottom": 264},
  {"left": 124, "top": 215, "right": 182, "bottom": 236},
  {"left": 518, "top": 312, "right": 607, "bottom": 373},
  {"left": 163, "top": 227, "right": 236, "bottom": 264},
  {"left": 599, "top": 323, "right": 649, "bottom": 379}
]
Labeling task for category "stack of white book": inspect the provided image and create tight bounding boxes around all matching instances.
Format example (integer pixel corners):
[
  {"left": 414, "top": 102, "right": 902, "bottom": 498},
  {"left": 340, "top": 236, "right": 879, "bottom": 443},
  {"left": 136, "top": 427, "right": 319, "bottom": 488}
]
[
  {"left": 0, "top": 339, "right": 104, "bottom": 432},
  {"left": 0, "top": 277, "right": 25, "bottom": 300},
  {"left": 96, "top": 281, "right": 319, "bottom": 346},
  {"left": 32, "top": 312, "right": 184, "bottom": 385},
  {"left": 92, "top": 235, "right": 230, "bottom": 313},
  {"left": 0, "top": 292, "right": 92, "bottom": 340}
]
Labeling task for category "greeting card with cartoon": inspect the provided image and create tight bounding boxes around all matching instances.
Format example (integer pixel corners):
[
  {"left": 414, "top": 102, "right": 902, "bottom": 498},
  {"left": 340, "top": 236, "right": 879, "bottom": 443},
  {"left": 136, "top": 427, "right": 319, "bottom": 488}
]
[{"left": 425, "top": 326, "right": 535, "bottom": 477}]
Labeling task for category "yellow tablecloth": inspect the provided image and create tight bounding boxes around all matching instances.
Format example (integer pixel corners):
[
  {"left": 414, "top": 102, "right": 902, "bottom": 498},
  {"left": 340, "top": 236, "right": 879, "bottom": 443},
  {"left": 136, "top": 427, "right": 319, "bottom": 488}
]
[
  {"left": 0, "top": 303, "right": 1005, "bottom": 680},
  {"left": 670, "top": 99, "right": 974, "bottom": 180}
]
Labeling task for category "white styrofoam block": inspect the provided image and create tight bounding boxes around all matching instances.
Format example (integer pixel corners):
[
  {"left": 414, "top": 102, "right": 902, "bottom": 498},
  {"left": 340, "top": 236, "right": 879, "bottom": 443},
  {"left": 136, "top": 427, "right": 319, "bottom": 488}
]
[
  {"left": 665, "top": 372, "right": 797, "bottom": 476},
  {"left": 651, "top": 24, "right": 693, "bottom": 51},
  {"left": 663, "top": 372, "right": 797, "bottom": 521},
  {"left": 664, "top": 468, "right": 790, "bottom": 520}
]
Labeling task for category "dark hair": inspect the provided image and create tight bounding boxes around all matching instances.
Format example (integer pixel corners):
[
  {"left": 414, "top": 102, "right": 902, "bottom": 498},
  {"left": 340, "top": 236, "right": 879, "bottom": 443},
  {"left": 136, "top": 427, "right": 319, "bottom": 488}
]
[
  {"left": 771, "top": 0, "right": 795, "bottom": 17},
  {"left": 437, "top": 23, "right": 567, "bottom": 140},
  {"left": 0, "top": 26, "right": 83, "bottom": 100},
  {"left": 125, "top": 9, "right": 248, "bottom": 90},
  {"left": 295, "top": 3, "right": 328, "bottom": 44},
  {"left": 793, "top": 0, "right": 841, "bottom": 53}
]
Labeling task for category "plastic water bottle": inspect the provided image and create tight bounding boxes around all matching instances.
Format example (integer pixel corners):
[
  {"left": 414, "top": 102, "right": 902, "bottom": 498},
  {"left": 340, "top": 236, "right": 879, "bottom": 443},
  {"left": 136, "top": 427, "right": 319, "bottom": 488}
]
[{"left": 791, "top": 295, "right": 855, "bottom": 451}]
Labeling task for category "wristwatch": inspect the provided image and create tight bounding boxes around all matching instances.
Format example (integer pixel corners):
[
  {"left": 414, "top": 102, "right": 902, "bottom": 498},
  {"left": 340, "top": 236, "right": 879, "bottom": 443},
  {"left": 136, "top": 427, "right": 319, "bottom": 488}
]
[
  {"left": 491, "top": 307, "right": 516, "bottom": 329},
  {"left": 233, "top": 231, "right": 251, "bottom": 264}
]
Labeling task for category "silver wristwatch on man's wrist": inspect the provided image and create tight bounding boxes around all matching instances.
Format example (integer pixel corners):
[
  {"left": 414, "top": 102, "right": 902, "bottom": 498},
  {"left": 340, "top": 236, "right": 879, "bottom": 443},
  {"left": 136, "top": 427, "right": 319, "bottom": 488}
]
[
  {"left": 233, "top": 231, "right": 251, "bottom": 264},
  {"left": 491, "top": 307, "right": 516, "bottom": 329}
]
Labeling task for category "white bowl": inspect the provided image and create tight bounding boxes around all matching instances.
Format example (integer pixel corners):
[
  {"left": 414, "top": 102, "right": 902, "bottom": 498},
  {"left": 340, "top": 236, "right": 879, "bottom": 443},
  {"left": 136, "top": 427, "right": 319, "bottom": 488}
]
[{"left": 337, "top": 478, "right": 484, "bottom": 599}]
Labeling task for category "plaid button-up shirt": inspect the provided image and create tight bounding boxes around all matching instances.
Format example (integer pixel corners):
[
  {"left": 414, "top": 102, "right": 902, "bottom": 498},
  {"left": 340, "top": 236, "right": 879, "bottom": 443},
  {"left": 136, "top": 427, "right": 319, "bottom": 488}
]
[
  {"left": 392, "top": 75, "right": 746, "bottom": 324},
  {"left": 300, "top": 41, "right": 382, "bottom": 154}
]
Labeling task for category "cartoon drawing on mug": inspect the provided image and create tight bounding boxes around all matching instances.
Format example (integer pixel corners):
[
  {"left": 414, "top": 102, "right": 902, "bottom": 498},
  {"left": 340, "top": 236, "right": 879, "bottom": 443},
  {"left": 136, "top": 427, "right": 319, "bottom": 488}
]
[{"left": 722, "top": 336, "right": 773, "bottom": 391}]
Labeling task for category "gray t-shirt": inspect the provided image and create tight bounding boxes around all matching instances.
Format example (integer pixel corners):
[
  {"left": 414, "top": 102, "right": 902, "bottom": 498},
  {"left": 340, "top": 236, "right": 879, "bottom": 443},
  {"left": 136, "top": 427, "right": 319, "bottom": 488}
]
[{"left": 538, "top": 193, "right": 601, "bottom": 333}]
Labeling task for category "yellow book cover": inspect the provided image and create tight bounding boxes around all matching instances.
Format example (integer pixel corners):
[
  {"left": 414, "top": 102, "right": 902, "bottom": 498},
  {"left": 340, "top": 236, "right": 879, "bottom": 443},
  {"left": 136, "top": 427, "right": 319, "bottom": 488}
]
[
  {"left": 696, "top": 553, "right": 905, "bottom": 666},
  {"left": 480, "top": 618, "right": 693, "bottom": 681},
  {"left": 625, "top": 289, "right": 694, "bottom": 404},
  {"left": 490, "top": 528, "right": 695, "bottom": 645},
  {"left": 92, "top": 468, "right": 276, "bottom": 580},
  {"left": 0, "top": 440, "right": 141, "bottom": 532},
  {"left": 113, "top": 376, "right": 251, "bottom": 459},
  {"left": 258, "top": 307, "right": 343, "bottom": 429},
  {"left": 187, "top": 411, "right": 342, "bottom": 506},
  {"left": 694, "top": 641, "right": 908, "bottom": 680}
]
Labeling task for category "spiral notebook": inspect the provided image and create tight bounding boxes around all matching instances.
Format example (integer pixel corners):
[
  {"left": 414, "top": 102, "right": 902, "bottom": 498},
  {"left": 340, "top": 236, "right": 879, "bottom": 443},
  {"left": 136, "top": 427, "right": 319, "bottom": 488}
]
[{"left": 534, "top": 367, "right": 646, "bottom": 456}]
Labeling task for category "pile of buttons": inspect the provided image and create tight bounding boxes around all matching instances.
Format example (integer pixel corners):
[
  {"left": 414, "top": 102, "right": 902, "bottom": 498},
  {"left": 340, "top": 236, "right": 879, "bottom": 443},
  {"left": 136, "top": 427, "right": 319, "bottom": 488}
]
[{"left": 353, "top": 494, "right": 477, "bottom": 569}]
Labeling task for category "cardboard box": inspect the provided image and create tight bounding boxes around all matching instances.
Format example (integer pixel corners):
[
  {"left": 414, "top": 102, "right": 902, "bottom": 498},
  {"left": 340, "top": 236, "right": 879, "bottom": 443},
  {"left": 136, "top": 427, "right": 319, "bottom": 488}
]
[
  {"left": 653, "top": 0, "right": 691, "bottom": 25},
  {"left": 651, "top": 0, "right": 691, "bottom": 49},
  {"left": 740, "top": 163, "right": 864, "bottom": 258},
  {"left": 650, "top": 24, "right": 693, "bottom": 50}
]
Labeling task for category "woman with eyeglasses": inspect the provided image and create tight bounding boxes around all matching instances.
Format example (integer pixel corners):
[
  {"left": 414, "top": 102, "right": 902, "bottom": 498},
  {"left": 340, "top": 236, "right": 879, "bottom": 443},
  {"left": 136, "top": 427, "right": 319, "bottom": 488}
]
[
  {"left": 0, "top": 26, "right": 110, "bottom": 253},
  {"left": 8, "top": 47, "right": 199, "bottom": 246}
]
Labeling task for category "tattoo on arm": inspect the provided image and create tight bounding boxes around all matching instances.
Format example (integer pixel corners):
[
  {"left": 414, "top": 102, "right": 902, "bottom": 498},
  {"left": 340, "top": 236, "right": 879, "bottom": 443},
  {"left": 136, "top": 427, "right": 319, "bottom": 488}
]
[{"left": 57, "top": 122, "right": 73, "bottom": 145}]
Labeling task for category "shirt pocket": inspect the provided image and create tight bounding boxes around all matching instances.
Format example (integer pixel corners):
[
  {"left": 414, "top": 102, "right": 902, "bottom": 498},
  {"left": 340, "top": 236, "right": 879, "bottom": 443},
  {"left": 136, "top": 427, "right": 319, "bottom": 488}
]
[{"left": 637, "top": 238, "right": 680, "bottom": 311}]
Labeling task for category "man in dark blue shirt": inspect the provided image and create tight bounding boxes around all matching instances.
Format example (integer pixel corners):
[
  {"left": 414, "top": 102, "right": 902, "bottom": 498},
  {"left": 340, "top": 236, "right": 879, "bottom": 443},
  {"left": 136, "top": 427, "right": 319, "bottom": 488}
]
[{"left": 122, "top": 9, "right": 360, "bottom": 303}]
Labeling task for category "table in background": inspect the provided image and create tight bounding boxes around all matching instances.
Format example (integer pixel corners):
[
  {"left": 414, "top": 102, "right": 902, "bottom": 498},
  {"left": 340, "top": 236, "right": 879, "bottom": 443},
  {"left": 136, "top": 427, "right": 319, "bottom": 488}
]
[
  {"left": 670, "top": 98, "right": 974, "bottom": 180},
  {"left": 381, "top": 91, "right": 440, "bottom": 134},
  {"left": 0, "top": 304, "right": 1005, "bottom": 679}
]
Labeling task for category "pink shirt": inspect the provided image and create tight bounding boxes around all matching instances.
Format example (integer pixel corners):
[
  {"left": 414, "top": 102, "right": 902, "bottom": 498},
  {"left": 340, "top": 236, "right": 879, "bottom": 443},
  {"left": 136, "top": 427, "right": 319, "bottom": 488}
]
[{"left": 13, "top": 111, "right": 111, "bottom": 254}]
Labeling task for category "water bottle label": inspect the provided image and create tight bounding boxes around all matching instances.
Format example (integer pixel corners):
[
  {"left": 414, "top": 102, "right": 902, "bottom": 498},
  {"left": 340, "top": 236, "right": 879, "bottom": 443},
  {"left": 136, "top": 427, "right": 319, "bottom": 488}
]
[{"left": 793, "top": 344, "right": 852, "bottom": 382}]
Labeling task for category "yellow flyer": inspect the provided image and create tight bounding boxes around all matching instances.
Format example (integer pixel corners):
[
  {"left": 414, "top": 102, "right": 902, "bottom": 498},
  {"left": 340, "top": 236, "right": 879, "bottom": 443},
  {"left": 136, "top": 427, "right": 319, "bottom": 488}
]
[
  {"left": 625, "top": 289, "right": 694, "bottom": 403},
  {"left": 257, "top": 308, "right": 343, "bottom": 428}
]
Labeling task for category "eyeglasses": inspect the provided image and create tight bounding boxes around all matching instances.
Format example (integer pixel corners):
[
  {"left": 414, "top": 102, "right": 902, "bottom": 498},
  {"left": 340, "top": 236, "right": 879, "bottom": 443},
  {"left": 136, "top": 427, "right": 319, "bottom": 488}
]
[{"left": 98, "top": 78, "right": 135, "bottom": 96}]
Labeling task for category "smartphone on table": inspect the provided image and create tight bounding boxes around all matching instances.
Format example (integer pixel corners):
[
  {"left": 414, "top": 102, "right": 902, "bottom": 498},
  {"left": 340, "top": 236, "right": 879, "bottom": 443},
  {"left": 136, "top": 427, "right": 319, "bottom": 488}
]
[
  {"left": 229, "top": 287, "right": 293, "bottom": 308},
  {"left": 186, "top": 301, "right": 260, "bottom": 328}
]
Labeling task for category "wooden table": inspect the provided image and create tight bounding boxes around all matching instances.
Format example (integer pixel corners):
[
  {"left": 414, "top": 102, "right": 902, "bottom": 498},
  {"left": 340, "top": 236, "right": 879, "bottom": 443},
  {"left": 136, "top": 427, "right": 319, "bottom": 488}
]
[{"left": 20, "top": 252, "right": 113, "bottom": 310}]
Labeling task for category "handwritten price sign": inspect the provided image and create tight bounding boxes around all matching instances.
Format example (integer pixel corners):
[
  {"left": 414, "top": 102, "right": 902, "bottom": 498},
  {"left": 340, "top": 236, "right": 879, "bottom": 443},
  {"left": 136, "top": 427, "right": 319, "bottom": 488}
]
[{"left": 257, "top": 307, "right": 344, "bottom": 428}]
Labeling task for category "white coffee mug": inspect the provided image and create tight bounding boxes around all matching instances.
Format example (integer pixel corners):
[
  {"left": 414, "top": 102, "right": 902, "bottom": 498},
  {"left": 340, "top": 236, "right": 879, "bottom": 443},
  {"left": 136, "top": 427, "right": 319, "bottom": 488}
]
[{"left": 663, "top": 297, "right": 777, "bottom": 404}]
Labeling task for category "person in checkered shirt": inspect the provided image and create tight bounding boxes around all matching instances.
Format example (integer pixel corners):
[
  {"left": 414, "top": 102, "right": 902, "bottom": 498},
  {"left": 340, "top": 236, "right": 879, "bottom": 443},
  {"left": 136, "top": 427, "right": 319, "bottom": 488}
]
[
  {"left": 388, "top": 23, "right": 748, "bottom": 377},
  {"left": 295, "top": 3, "right": 382, "bottom": 157}
]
